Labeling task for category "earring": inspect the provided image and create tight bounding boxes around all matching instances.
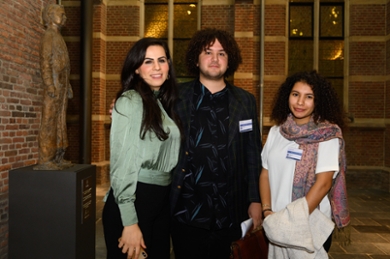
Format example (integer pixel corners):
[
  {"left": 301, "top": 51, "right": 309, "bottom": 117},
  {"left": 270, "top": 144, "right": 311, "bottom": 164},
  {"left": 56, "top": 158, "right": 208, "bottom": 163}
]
[{"left": 166, "top": 74, "right": 170, "bottom": 80}]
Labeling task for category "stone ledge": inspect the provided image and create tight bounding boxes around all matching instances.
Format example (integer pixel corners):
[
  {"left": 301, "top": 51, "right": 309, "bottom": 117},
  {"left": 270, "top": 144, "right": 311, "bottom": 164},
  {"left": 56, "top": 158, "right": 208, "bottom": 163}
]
[{"left": 346, "top": 167, "right": 390, "bottom": 192}]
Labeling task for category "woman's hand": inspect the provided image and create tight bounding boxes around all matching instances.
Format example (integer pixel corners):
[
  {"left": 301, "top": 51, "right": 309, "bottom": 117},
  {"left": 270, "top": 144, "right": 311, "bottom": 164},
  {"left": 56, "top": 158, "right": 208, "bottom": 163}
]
[
  {"left": 118, "top": 224, "right": 146, "bottom": 259},
  {"left": 109, "top": 98, "right": 115, "bottom": 119}
]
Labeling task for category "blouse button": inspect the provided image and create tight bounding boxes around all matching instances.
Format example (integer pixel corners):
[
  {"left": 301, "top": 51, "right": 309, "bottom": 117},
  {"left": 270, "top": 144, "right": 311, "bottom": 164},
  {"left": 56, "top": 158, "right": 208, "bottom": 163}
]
[
  {"left": 181, "top": 168, "right": 185, "bottom": 172},
  {"left": 177, "top": 185, "right": 181, "bottom": 189},
  {"left": 185, "top": 151, "right": 189, "bottom": 155}
]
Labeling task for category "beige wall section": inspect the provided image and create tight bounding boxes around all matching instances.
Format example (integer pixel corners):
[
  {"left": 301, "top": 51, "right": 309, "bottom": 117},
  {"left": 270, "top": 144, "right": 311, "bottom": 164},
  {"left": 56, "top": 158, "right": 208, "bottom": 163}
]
[
  {"left": 107, "top": 0, "right": 139, "bottom": 6},
  {"left": 234, "top": 73, "right": 253, "bottom": 79},
  {"left": 257, "top": 0, "right": 286, "bottom": 5},
  {"left": 350, "top": 0, "right": 387, "bottom": 4},
  {"left": 92, "top": 114, "right": 111, "bottom": 123},
  {"left": 201, "top": 0, "right": 234, "bottom": 5},
  {"left": 63, "top": 36, "right": 80, "bottom": 42},
  {"left": 350, "top": 36, "right": 388, "bottom": 42},
  {"left": 61, "top": 1, "right": 81, "bottom": 7},
  {"left": 235, "top": 32, "right": 253, "bottom": 38},
  {"left": 349, "top": 76, "right": 389, "bottom": 82}
]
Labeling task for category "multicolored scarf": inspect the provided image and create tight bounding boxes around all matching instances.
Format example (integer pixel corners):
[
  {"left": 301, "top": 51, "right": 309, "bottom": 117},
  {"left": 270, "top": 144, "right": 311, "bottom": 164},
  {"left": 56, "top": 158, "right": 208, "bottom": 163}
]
[{"left": 280, "top": 114, "right": 350, "bottom": 229}]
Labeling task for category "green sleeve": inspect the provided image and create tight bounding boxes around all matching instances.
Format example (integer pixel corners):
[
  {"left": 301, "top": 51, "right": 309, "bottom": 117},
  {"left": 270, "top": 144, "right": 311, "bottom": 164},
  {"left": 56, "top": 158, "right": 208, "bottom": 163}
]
[{"left": 109, "top": 93, "right": 142, "bottom": 226}]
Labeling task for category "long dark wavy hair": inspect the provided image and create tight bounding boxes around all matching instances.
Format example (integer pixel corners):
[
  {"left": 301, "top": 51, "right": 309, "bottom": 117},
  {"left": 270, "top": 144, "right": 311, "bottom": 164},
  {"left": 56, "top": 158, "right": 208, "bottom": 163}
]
[
  {"left": 271, "top": 70, "right": 345, "bottom": 129},
  {"left": 115, "top": 37, "right": 182, "bottom": 140},
  {"left": 186, "top": 28, "right": 242, "bottom": 77}
]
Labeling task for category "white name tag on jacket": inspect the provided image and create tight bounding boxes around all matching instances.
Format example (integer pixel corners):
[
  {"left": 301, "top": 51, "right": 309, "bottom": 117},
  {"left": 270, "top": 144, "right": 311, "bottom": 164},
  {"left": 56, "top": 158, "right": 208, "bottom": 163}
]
[
  {"left": 286, "top": 148, "right": 303, "bottom": 161},
  {"left": 239, "top": 119, "right": 253, "bottom": 133}
]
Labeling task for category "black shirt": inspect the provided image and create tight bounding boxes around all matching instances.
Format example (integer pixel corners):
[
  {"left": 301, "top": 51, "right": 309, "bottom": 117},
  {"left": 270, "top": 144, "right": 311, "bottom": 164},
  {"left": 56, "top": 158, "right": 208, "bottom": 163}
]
[{"left": 174, "top": 83, "right": 231, "bottom": 230}]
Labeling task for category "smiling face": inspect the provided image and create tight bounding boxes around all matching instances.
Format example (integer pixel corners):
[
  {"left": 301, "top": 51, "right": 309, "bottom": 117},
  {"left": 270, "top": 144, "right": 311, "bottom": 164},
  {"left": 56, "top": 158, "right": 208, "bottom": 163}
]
[
  {"left": 288, "top": 81, "right": 315, "bottom": 125},
  {"left": 197, "top": 39, "right": 228, "bottom": 81},
  {"left": 135, "top": 45, "right": 170, "bottom": 91}
]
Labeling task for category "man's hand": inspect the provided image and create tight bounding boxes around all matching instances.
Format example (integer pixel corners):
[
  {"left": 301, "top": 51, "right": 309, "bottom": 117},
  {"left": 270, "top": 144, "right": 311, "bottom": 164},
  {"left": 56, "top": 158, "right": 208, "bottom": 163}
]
[{"left": 248, "top": 202, "right": 262, "bottom": 229}]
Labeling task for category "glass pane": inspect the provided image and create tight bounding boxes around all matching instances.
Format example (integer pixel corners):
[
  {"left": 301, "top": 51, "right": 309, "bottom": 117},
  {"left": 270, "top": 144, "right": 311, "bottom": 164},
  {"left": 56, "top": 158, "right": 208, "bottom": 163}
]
[
  {"left": 289, "top": 5, "right": 313, "bottom": 38},
  {"left": 145, "top": 5, "right": 168, "bottom": 38},
  {"left": 319, "top": 40, "right": 344, "bottom": 77},
  {"left": 288, "top": 40, "right": 313, "bottom": 75},
  {"left": 327, "top": 78, "right": 343, "bottom": 105},
  {"left": 173, "top": 39, "right": 190, "bottom": 77},
  {"left": 174, "top": 4, "right": 198, "bottom": 38},
  {"left": 320, "top": 4, "right": 343, "bottom": 37}
]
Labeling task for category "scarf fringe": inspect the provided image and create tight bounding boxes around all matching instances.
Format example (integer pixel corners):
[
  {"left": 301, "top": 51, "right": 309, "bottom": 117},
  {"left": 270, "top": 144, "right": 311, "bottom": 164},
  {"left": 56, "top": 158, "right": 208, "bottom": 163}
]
[{"left": 332, "top": 224, "right": 351, "bottom": 247}]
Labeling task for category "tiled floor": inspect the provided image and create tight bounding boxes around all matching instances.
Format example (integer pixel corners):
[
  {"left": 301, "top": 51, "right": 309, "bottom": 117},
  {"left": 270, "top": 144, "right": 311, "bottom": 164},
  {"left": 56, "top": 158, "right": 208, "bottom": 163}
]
[
  {"left": 95, "top": 185, "right": 390, "bottom": 259},
  {"left": 328, "top": 189, "right": 390, "bottom": 259}
]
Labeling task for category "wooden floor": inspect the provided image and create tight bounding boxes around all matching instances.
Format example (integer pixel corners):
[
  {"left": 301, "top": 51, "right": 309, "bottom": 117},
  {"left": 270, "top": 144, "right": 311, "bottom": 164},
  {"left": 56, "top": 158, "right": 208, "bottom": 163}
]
[{"left": 95, "top": 185, "right": 390, "bottom": 259}]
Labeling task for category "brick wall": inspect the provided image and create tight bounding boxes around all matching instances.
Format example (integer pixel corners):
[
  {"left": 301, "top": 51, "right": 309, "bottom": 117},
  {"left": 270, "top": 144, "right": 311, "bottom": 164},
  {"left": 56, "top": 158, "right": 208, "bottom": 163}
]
[
  {"left": 349, "top": 42, "right": 385, "bottom": 76},
  {"left": 349, "top": 82, "right": 385, "bottom": 118},
  {"left": 348, "top": 1, "right": 388, "bottom": 172},
  {"left": 350, "top": 4, "right": 386, "bottom": 36},
  {"left": 0, "top": 1, "right": 54, "bottom": 257}
]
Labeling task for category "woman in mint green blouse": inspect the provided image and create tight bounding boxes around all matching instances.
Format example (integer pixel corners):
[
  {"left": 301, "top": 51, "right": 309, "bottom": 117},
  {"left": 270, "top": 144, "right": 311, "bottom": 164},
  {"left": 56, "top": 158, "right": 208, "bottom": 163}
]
[{"left": 102, "top": 38, "right": 182, "bottom": 259}]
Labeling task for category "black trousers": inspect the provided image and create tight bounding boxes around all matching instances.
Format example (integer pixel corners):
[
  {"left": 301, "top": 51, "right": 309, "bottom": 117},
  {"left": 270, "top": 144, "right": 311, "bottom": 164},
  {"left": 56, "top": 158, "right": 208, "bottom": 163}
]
[
  {"left": 323, "top": 231, "right": 333, "bottom": 252},
  {"left": 102, "top": 182, "right": 171, "bottom": 259},
  {"left": 171, "top": 219, "right": 241, "bottom": 259}
]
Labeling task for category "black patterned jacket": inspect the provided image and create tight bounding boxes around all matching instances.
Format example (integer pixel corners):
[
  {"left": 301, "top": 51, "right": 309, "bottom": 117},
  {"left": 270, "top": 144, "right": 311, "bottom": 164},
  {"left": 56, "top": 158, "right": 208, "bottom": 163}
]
[{"left": 170, "top": 79, "right": 262, "bottom": 225}]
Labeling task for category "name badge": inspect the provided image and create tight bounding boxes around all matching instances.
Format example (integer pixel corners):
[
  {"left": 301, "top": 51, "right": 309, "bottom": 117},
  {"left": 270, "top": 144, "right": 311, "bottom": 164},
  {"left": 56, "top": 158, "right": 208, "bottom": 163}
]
[
  {"left": 286, "top": 148, "right": 303, "bottom": 161},
  {"left": 239, "top": 119, "right": 253, "bottom": 133}
]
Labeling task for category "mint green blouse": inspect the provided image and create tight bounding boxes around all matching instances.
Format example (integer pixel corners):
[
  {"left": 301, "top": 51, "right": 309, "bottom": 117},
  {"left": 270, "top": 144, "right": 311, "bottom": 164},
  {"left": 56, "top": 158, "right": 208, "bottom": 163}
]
[{"left": 109, "top": 90, "right": 180, "bottom": 226}]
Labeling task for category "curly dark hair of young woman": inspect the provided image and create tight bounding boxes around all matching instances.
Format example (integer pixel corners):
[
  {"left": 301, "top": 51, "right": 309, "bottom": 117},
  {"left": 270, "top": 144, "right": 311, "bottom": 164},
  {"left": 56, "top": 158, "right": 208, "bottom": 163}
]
[
  {"left": 271, "top": 70, "right": 345, "bottom": 129},
  {"left": 115, "top": 37, "right": 182, "bottom": 141},
  {"left": 185, "top": 28, "right": 243, "bottom": 78}
]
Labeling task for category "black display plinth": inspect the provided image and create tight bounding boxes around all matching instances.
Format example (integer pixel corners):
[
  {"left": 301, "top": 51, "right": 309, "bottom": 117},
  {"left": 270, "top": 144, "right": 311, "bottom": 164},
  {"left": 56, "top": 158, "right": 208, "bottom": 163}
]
[{"left": 9, "top": 164, "right": 96, "bottom": 259}]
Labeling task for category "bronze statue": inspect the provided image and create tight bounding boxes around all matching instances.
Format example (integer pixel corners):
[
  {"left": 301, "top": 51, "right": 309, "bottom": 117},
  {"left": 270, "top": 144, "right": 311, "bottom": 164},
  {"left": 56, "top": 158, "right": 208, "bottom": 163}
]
[{"left": 34, "top": 4, "right": 73, "bottom": 170}]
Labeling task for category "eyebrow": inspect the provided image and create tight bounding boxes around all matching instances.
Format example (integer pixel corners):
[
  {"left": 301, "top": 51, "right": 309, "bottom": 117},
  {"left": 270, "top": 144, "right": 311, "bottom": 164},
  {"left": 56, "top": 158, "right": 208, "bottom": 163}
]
[
  {"left": 291, "top": 90, "right": 313, "bottom": 95},
  {"left": 204, "top": 48, "right": 226, "bottom": 52},
  {"left": 144, "top": 56, "right": 167, "bottom": 60}
]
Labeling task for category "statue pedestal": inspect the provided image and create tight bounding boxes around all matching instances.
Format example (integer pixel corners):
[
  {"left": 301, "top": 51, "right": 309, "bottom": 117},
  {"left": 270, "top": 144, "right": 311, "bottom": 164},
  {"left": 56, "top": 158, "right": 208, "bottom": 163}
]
[{"left": 9, "top": 164, "right": 96, "bottom": 259}]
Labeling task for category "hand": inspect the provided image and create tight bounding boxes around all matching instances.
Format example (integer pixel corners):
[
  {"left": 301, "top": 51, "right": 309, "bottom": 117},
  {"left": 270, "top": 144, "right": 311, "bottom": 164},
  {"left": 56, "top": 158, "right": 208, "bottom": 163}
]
[
  {"left": 248, "top": 202, "right": 262, "bottom": 229},
  {"left": 118, "top": 224, "right": 146, "bottom": 259},
  {"left": 47, "top": 85, "right": 57, "bottom": 98},
  {"left": 109, "top": 98, "right": 115, "bottom": 119}
]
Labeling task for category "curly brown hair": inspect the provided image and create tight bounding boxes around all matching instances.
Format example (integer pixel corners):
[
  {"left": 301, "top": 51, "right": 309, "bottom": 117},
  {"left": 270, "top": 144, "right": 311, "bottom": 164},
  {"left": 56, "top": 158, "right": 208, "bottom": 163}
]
[
  {"left": 186, "top": 28, "right": 242, "bottom": 77},
  {"left": 271, "top": 70, "right": 345, "bottom": 129}
]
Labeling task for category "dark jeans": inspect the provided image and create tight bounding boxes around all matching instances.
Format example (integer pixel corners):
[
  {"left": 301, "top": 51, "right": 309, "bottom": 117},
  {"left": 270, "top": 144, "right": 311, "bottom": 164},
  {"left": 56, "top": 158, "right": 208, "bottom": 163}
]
[
  {"left": 171, "top": 219, "right": 241, "bottom": 259},
  {"left": 102, "top": 183, "right": 171, "bottom": 259}
]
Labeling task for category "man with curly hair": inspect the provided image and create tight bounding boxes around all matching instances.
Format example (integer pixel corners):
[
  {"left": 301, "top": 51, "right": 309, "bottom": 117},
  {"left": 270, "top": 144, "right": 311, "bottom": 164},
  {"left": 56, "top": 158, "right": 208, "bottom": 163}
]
[{"left": 170, "top": 28, "right": 263, "bottom": 259}]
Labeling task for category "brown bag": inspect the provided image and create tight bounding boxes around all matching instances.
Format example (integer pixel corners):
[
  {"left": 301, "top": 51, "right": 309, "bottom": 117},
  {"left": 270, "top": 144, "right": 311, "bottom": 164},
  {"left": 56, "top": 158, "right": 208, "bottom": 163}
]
[{"left": 230, "top": 226, "right": 269, "bottom": 259}]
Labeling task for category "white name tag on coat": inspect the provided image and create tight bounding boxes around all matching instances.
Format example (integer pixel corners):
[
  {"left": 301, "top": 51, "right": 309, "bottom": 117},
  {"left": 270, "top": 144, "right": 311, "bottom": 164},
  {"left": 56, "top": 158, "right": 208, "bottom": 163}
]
[
  {"left": 239, "top": 119, "right": 253, "bottom": 133},
  {"left": 286, "top": 148, "right": 303, "bottom": 161}
]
